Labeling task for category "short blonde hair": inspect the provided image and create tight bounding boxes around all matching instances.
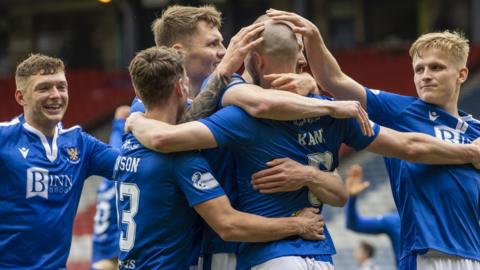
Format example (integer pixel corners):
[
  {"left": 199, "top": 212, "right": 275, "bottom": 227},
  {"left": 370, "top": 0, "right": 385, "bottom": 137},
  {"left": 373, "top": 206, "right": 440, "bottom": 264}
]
[
  {"left": 409, "top": 30, "right": 469, "bottom": 67},
  {"left": 152, "top": 5, "right": 222, "bottom": 47},
  {"left": 129, "top": 46, "right": 185, "bottom": 108},
  {"left": 15, "top": 53, "right": 65, "bottom": 91}
]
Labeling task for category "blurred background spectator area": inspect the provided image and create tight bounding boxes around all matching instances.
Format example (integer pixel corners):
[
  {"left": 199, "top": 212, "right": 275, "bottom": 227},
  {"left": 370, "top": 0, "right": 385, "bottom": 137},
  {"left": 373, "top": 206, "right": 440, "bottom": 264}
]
[{"left": 1, "top": 0, "right": 480, "bottom": 126}]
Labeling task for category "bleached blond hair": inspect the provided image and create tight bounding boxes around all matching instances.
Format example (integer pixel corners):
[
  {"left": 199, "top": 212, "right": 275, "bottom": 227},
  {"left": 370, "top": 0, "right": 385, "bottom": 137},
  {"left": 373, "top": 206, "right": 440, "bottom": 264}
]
[{"left": 409, "top": 30, "right": 469, "bottom": 67}]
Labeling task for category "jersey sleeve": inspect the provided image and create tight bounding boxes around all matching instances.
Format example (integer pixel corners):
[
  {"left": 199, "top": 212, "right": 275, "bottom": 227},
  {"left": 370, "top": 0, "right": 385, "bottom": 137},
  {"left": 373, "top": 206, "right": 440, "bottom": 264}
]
[
  {"left": 173, "top": 152, "right": 225, "bottom": 207},
  {"left": 365, "top": 87, "right": 415, "bottom": 126},
  {"left": 345, "top": 196, "right": 388, "bottom": 234},
  {"left": 129, "top": 97, "right": 145, "bottom": 114},
  {"left": 200, "top": 73, "right": 246, "bottom": 110},
  {"left": 84, "top": 133, "right": 120, "bottom": 179},
  {"left": 109, "top": 118, "right": 125, "bottom": 149},
  {"left": 341, "top": 118, "right": 380, "bottom": 151},
  {"left": 197, "top": 106, "right": 258, "bottom": 148}
]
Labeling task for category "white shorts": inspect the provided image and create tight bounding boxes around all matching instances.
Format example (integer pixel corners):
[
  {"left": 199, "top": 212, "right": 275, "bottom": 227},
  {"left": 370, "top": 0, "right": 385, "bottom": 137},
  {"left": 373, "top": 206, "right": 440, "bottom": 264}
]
[
  {"left": 417, "top": 251, "right": 480, "bottom": 270},
  {"left": 251, "top": 256, "right": 334, "bottom": 270},
  {"left": 198, "top": 253, "right": 237, "bottom": 270}
]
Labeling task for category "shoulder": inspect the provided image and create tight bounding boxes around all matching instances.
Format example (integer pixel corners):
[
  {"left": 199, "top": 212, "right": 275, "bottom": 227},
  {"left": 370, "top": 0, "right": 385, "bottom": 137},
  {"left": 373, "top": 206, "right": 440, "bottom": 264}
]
[
  {"left": 0, "top": 117, "right": 23, "bottom": 142},
  {"left": 0, "top": 116, "right": 22, "bottom": 131}
]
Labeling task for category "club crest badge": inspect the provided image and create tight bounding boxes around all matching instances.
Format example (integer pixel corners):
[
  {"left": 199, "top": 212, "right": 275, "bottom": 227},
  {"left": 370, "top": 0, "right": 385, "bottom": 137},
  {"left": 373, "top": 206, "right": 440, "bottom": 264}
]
[{"left": 65, "top": 147, "right": 80, "bottom": 164}]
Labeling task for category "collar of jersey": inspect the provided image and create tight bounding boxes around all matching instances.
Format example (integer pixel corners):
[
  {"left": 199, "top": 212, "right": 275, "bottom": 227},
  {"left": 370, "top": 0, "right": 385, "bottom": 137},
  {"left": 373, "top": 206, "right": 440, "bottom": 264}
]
[{"left": 23, "top": 122, "right": 60, "bottom": 162}]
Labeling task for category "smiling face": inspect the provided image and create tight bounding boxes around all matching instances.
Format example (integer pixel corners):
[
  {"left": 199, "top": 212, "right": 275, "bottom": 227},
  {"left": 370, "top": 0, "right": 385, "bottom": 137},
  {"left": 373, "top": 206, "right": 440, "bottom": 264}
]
[
  {"left": 15, "top": 72, "right": 68, "bottom": 135},
  {"left": 183, "top": 20, "right": 226, "bottom": 95},
  {"left": 412, "top": 48, "right": 467, "bottom": 113}
]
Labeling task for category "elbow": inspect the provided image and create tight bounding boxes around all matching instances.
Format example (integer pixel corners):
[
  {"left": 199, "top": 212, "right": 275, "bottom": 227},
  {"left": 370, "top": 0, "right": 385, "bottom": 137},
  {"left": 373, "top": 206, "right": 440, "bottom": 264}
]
[
  {"left": 246, "top": 99, "right": 275, "bottom": 119},
  {"left": 399, "top": 136, "right": 422, "bottom": 162},
  {"left": 330, "top": 193, "right": 348, "bottom": 207},
  {"left": 215, "top": 222, "right": 238, "bottom": 242}
]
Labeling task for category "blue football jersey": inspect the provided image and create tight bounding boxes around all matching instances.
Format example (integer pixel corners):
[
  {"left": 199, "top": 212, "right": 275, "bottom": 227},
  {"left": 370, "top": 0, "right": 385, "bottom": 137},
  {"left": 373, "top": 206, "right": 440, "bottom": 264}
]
[
  {"left": 0, "top": 115, "right": 118, "bottom": 269},
  {"left": 199, "top": 103, "right": 380, "bottom": 269},
  {"left": 91, "top": 118, "right": 125, "bottom": 263},
  {"left": 128, "top": 74, "right": 246, "bottom": 256},
  {"left": 365, "top": 88, "right": 480, "bottom": 261},
  {"left": 115, "top": 133, "right": 224, "bottom": 270},
  {"left": 198, "top": 73, "right": 245, "bottom": 255}
]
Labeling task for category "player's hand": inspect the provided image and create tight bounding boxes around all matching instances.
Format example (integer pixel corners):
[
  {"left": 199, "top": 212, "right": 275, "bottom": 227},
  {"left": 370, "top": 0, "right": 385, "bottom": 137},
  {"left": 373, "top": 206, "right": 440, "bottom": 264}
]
[
  {"left": 329, "top": 100, "right": 374, "bottom": 137},
  {"left": 266, "top": 9, "right": 319, "bottom": 39},
  {"left": 114, "top": 105, "right": 131, "bottom": 120},
  {"left": 251, "top": 158, "right": 312, "bottom": 193},
  {"left": 124, "top": 112, "right": 145, "bottom": 133},
  {"left": 345, "top": 164, "right": 370, "bottom": 196},
  {"left": 216, "top": 22, "right": 265, "bottom": 77},
  {"left": 472, "top": 138, "right": 480, "bottom": 169},
  {"left": 264, "top": 72, "right": 319, "bottom": 96},
  {"left": 295, "top": 208, "right": 325, "bottom": 240}
]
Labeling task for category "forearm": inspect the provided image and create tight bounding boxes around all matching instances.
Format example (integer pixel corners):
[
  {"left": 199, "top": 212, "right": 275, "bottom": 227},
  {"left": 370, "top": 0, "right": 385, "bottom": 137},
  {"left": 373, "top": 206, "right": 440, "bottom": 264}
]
[
  {"left": 304, "top": 31, "right": 366, "bottom": 105},
  {"left": 179, "top": 71, "right": 230, "bottom": 123},
  {"left": 238, "top": 89, "right": 337, "bottom": 120},
  {"left": 403, "top": 133, "right": 480, "bottom": 164},
  {"left": 219, "top": 211, "right": 304, "bottom": 242},
  {"left": 305, "top": 167, "right": 348, "bottom": 207},
  {"left": 129, "top": 116, "right": 164, "bottom": 150}
]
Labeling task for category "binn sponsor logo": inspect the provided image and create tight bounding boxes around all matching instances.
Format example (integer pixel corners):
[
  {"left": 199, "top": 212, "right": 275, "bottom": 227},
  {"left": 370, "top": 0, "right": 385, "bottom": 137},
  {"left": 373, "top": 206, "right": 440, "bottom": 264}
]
[
  {"left": 434, "top": 125, "right": 471, "bottom": 144},
  {"left": 26, "top": 167, "right": 74, "bottom": 199}
]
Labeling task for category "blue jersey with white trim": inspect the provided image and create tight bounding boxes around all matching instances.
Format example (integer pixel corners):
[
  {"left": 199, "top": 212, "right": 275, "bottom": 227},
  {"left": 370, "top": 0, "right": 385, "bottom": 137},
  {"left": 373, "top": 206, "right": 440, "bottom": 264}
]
[
  {"left": 199, "top": 73, "right": 245, "bottom": 255},
  {"left": 199, "top": 102, "right": 380, "bottom": 269},
  {"left": 128, "top": 74, "right": 245, "bottom": 256},
  {"left": 91, "top": 118, "right": 125, "bottom": 263},
  {"left": 365, "top": 88, "right": 480, "bottom": 261},
  {"left": 115, "top": 133, "right": 224, "bottom": 270},
  {"left": 0, "top": 115, "right": 118, "bottom": 270}
]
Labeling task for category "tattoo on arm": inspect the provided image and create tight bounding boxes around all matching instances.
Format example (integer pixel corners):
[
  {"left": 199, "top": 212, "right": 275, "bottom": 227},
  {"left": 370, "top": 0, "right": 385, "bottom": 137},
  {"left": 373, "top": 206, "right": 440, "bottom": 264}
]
[{"left": 179, "top": 72, "right": 230, "bottom": 123}]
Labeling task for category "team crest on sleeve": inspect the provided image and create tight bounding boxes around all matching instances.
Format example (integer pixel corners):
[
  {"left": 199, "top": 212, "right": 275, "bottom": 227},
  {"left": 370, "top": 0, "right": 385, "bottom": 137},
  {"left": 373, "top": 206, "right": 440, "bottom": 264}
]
[
  {"left": 63, "top": 146, "right": 80, "bottom": 164},
  {"left": 191, "top": 172, "right": 219, "bottom": 190}
]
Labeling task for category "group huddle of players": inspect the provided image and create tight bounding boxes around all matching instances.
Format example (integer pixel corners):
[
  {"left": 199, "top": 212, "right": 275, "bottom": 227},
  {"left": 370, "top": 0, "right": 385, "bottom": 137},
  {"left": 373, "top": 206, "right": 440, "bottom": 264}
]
[{"left": 1, "top": 4, "right": 480, "bottom": 270}]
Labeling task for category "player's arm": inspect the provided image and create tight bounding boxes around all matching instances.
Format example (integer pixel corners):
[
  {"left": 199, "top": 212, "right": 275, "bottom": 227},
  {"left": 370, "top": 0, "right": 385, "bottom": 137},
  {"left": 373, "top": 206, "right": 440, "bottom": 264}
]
[
  {"left": 126, "top": 114, "right": 218, "bottom": 153},
  {"left": 345, "top": 196, "right": 388, "bottom": 234},
  {"left": 195, "top": 195, "right": 325, "bottom": 242},
  {"left": 251, "top": 158, "right": 347, "bottom": 207},
  {"left": 180, "top": 23, "right": 265, "bottom": 123},
  {"left": 366, "top": 127, "right": 480, "bottom": 164},
  {"left": 222, "top": 84, "right": 373, "bottom": 136},
  {"left": 344, "top": 165, "right": 387, "bottom": 233},
  {"left": 266, "top": 9, "right": 367, "bottom": 107}
]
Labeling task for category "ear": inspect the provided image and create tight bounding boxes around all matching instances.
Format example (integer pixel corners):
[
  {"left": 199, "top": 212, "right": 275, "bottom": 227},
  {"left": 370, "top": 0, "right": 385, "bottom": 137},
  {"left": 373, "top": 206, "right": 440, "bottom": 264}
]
[
  {"left": 15, "top": 89, "right": 25, "bottom": 106},
  {"left": 252, "top": 51, "right": 265, "bottom": 71},
  {"left": 458, "top": 67, "right": 469, "bottom": 84},
  {"left": 174, "top": 79, "right": 186, "bottom": 97},
  {"left": 172, "top": 43, "right": 184, "bottom": 51}
]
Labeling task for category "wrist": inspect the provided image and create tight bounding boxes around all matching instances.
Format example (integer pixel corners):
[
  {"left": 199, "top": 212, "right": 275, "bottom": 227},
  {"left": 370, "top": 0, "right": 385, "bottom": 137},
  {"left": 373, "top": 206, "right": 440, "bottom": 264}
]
[
  {"left": 215, "top": 62, "right": 235, "bottom": 79},
  {"left": 469, "top": 144, "right": 480, "bottom": 164},
  {"left": 291, "top": 216, "right": 306, "bottom": 235},
  {"left": 304, "top": 166, "right": 320, "bottom": 188}
]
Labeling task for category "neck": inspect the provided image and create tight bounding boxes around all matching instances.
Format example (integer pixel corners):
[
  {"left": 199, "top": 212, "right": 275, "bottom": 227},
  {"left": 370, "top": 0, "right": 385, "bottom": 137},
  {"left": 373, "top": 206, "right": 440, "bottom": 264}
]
[
  {"left": 189, "top": 79, "right": 201, "bottom": 98},
  {"left": 439, "top": 90, "right": 460, "bottom": 117},
  {"left": 443, "top": 103, "right": 460, "bottom": 118},
  {"left": 24, "top": 115, "right": 56, "bottom": 137},
  {"left": 144, "top": 100, "right": 180, "bottom": 125},
  {"left": 260, "top": 63, "right": 295, "bottom": 88}
]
